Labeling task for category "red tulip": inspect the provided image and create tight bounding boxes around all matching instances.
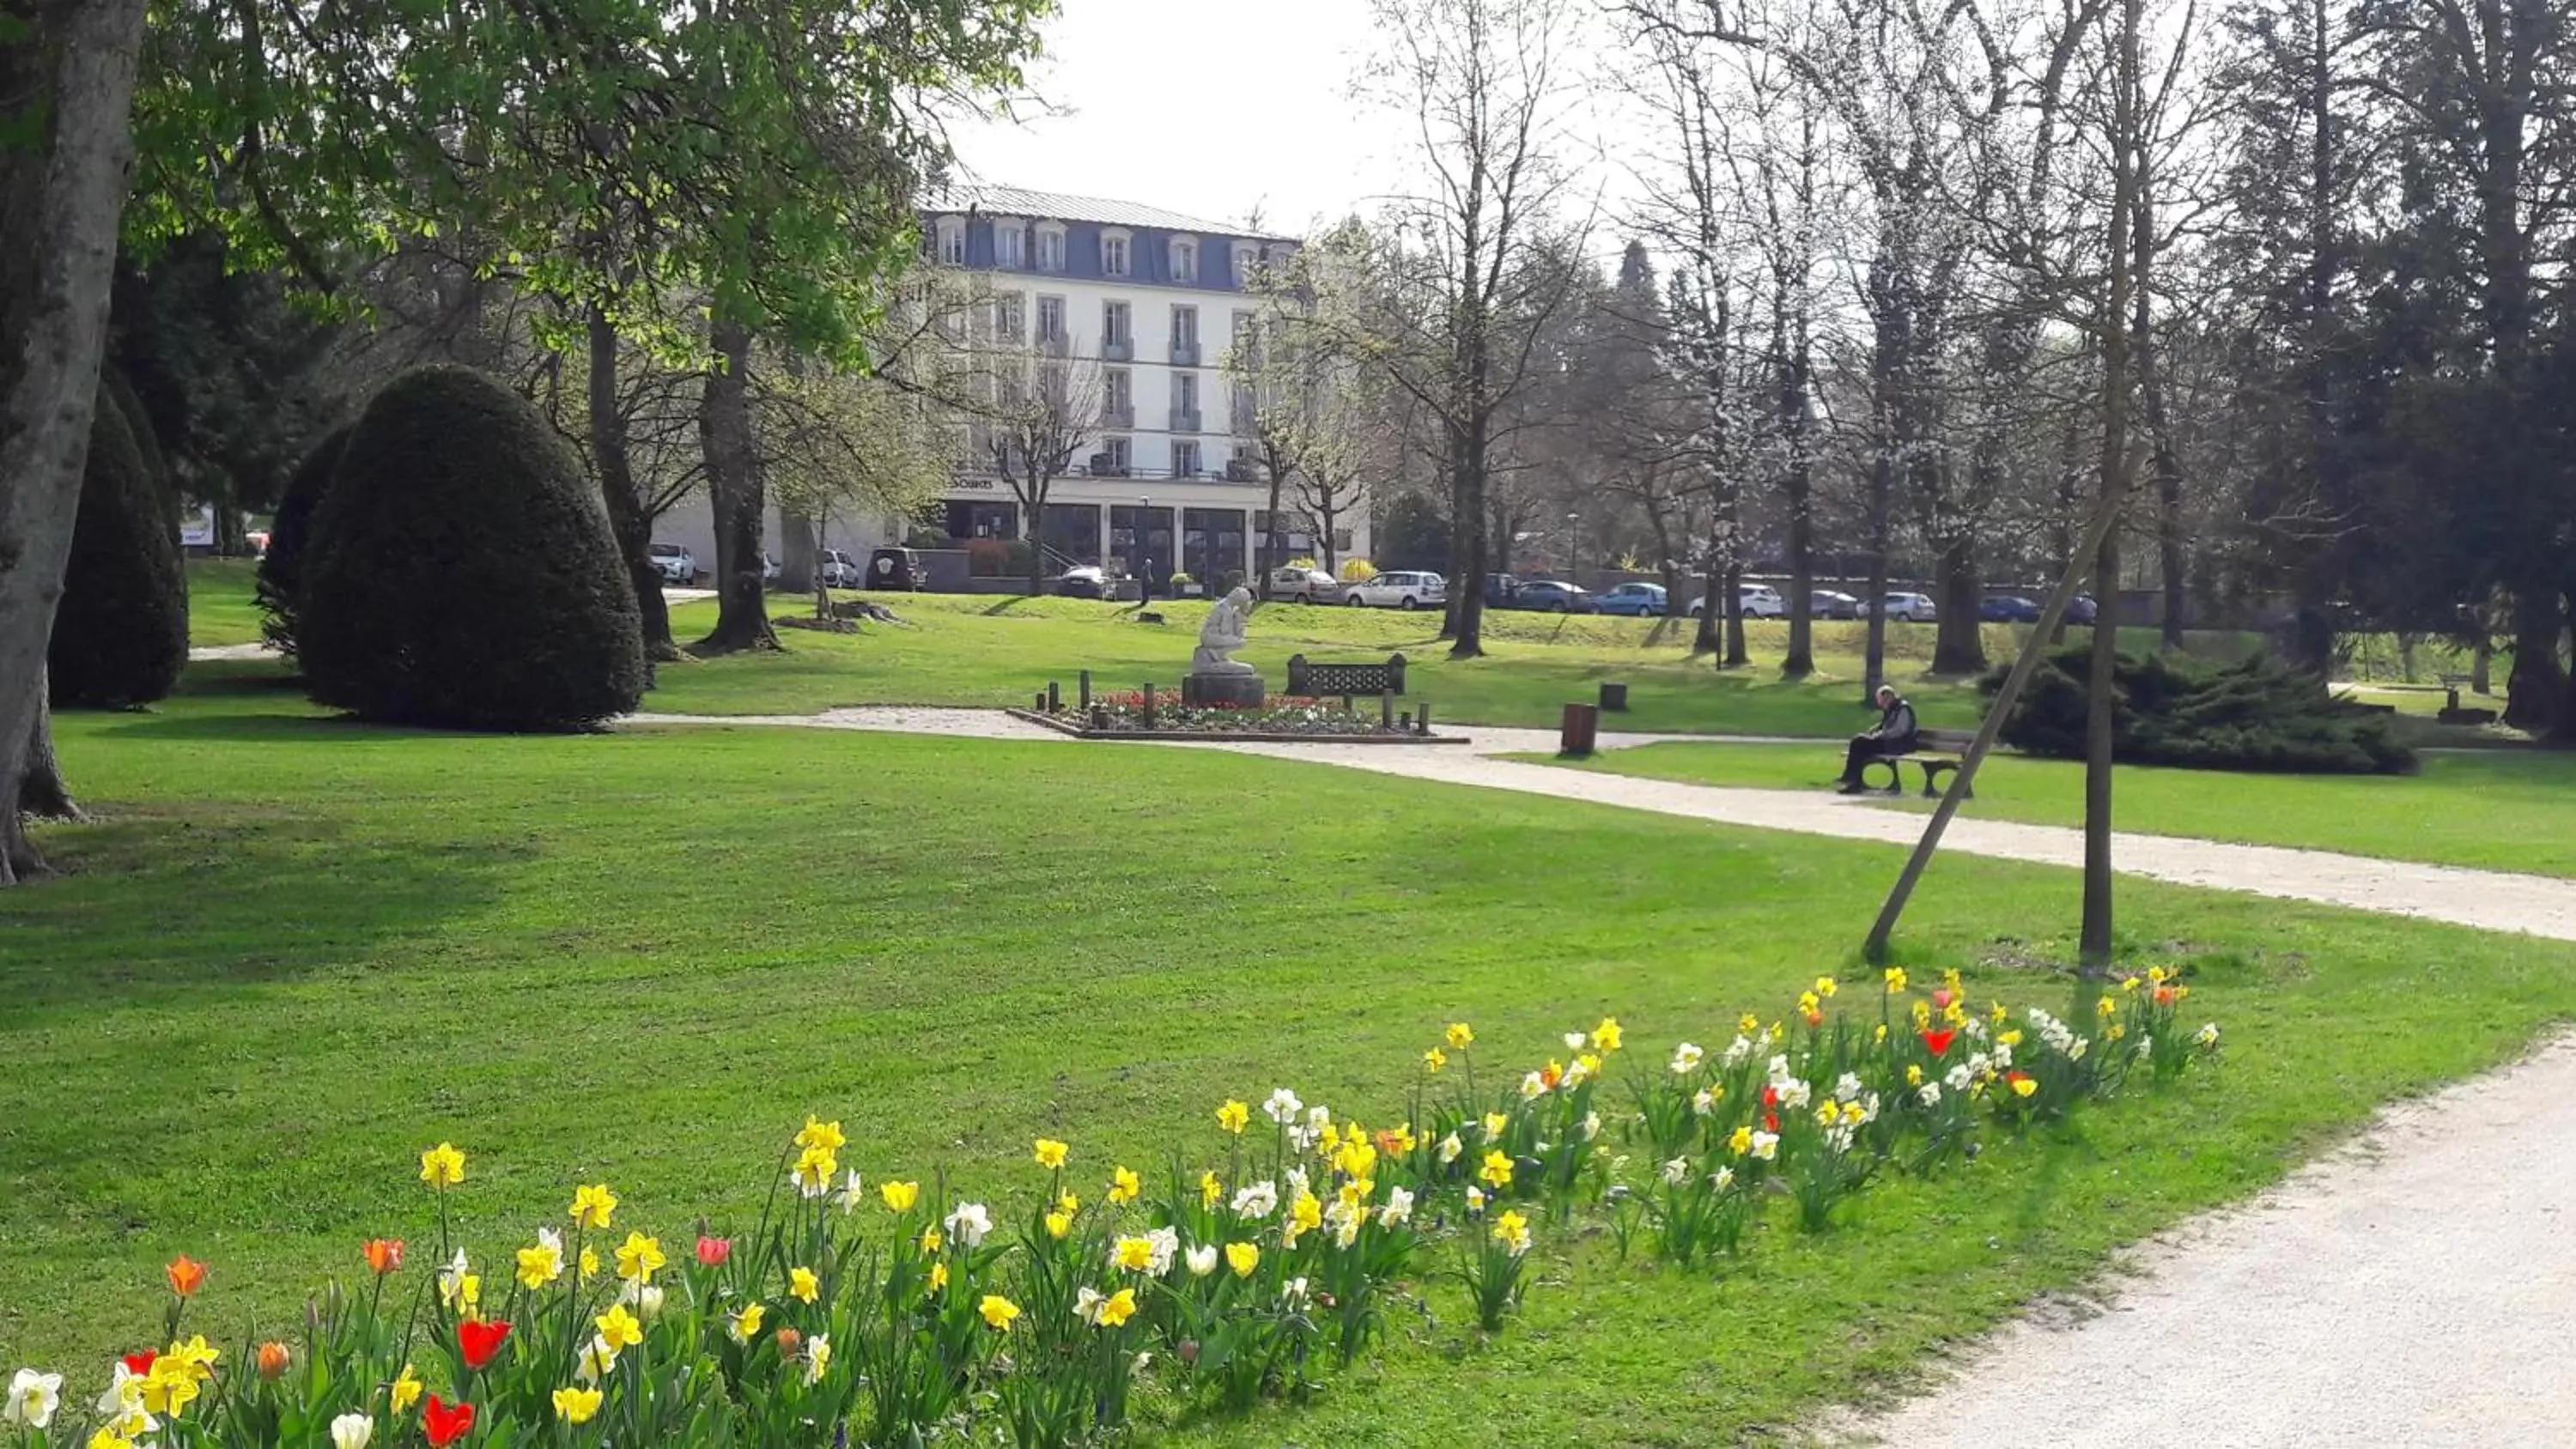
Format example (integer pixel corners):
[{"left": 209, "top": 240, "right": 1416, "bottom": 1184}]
[
  {"left": 423, "top": 1395, "right": 475, "bottom": 1447},
  {"left": 1930, "top": 987, "right": 1953, "bottom": 1010},
  {"left": 696, "top": 1234, "right": 732, "bottom": 1266},
  {"left": 1760, "top": 1084, "right": 1780, "bottom": 1108},
  {"left": 364, "top": 1238, "right": 405, "bottom": 1276},
  {"left": 1921, "top": 1028, "right": 1956, "bottom": 1057},
  {"left": 1762, "top": 1112, "right": 1780, "bottom": 1133},
  {"left": 166, "top": 1255, "right": 208, "bottom": 1297},
  {"left": 458, "top": 1318, "right": 512, "bottom": 1371},
  {"left": 121, "top": 1349, "right": 157, "bottom": 1377}
]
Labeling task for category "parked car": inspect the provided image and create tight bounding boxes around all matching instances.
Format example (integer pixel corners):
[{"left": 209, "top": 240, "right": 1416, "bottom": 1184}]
[
  {"left": 1264, "top": 566, "right": 1346, "bottom": 604},
  {"left": 2066, "top": 593, "right": 2100, "bottom": 625},
  {"left": 1980, "top": 594, "right": 2041, "bottom": 622},
  {"left": 867, "top": 548, "right": 922, "bottom": 591},
  {"left": 1874, "top": 591, "right": 1937, "bottom": 622},
  {"left": 1345, "top": 570, "right": 1449, "bottom": 609},
  {"left": 1810, "top": 589, "right": 1861, "bottom": 619},
  {"left": 1055, "top": 565, "right": 1108, "bottom": 599},
  {"left": 1595, "top": 581, "right": 1668, "bottom": 616},
  {"left": 1483, "top": 573, "right": 1522, "bottom": 609},
  {"left": 1515, "top": 579, "right": 1598, "bottom": 614},
  {"left": 817, "top": 549, "right": 866, "bottom": 588},
  {"left": 1699, "top": 583, "right": 1787, "bottom": 618},
  {"left": 649, "top": 542, "right": 696, "bottom": 585}
]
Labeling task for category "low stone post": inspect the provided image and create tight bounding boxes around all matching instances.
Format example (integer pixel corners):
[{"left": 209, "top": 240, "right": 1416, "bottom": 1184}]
[
  {"left": 1142, "top": 682, "right": 1157, "bottom": 728},
  {"left": 1048, "top": 680, "right": 1062, "bottom": 712},
  {"left": 1078, "top": 670, "right": 1092, "bottom": 712}
]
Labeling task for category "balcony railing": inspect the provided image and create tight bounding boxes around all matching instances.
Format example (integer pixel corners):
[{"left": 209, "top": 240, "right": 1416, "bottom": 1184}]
[
  {"left": 1170, "top": 341, "right": 1201, "bottom": 367},
  {"left": 1170, "top": 409, "right": 1201, "bottom": 433},
  {"left": 1037, "top": 330, "right": 1069, "bottom": 355},
  {"left": 1103, "top": 403, "right": 1134, "bottom": 429},
  {"left": 1103, "top": 339, "right": 1133, "bottom": 362}
]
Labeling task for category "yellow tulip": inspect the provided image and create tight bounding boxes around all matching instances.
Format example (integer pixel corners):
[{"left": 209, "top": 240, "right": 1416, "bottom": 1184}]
[
  {"left": 551, "top": 1386, "right": 603, "bottom": 1425},
  {"left": 880, "top": 1180, "right": 920, "bottom": 1213},
  {"left": 1224, "top": 1241, "right": 1259, "bottom": 1277}
]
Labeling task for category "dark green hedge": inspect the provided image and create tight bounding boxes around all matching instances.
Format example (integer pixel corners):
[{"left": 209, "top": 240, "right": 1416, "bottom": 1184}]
[
  {"left": 50, "top": 397, "right": 189, "bottom": 708},
  {"left": 1983, "top": 646, "right": 2416, "bottom": 774},
  {"left": 299, "top": 366, "right": 645, "bottom": 730},
  {"left": 255, "top": 422, "right": 349, "bottom": 657}
]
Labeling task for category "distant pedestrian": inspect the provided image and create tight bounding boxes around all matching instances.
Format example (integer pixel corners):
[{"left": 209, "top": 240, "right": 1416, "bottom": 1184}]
[{"left": 1139, "top": 557, "right": 1156, "bottom": 604}]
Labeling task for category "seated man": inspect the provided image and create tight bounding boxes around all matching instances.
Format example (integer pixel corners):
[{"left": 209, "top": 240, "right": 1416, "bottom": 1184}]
[{"left": 1838, "top": 684, "right": 1918, "bottom": 793}]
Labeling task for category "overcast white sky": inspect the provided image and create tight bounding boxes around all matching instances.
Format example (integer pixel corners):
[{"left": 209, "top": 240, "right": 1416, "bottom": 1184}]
[{"left": 948, "top": 0, "right": 1643, "bottom": 241}]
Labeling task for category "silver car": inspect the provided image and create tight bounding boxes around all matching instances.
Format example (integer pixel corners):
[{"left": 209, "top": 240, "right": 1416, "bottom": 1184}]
[
  {"left": 1345, "top": 570, "right": 1448, "bottom": 609},
  {"left": 1265, "top": 566, "right": 1346, "bottom": 604}
]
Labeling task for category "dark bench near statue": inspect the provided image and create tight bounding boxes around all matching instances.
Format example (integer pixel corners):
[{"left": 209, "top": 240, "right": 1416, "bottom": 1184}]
[
  {"left": 1285, "top": 652, "right": 1406, "bottom": 703},
  {"left": 1858, "top": 728, "right": 1978, "bottom": 798}
]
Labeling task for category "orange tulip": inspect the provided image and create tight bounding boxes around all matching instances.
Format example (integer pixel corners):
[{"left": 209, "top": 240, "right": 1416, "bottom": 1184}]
[
  {"left": 167, "top": 1255, "right": 208, "bottom": 1297},
  {"left": 364, "top": 1239, "right": 405, "bottom": 1276},
  {"left": 257, "top": 1342, "right": 291, "bottom": 1380}
]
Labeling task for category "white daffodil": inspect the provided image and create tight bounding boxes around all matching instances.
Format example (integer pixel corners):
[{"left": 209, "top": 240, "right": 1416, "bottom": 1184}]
[
  {"left": 1437, "top": 1132, "right": 1464, "bottom": 1164},
  {"left": 618, "top": 1279, "right": 665, "bottom": 1319},
  {"left": 1660, "top": 1156, "right": 1691, "bottom": 1186},
  {"left": 804, "top": 1334, "right": 831, "bottom": 1386},
  {"left": 1262, "top": 1088, "right": 1303, "bottom": 1125},
  {"left": 4, "top": 1369, "right": 63, "bottom": 1431},
  {"left": 835, "top": 1167, "right": 866, "bottom": 1214},
  {"left": 1749, "top": 1131, "right": 1779, "bottom": 1161},
  {"left": 1670, "top": 1041, "right": 1704, "bottom": 1075},
  {"left": 944, "top": 1201, "right": 993, "bottom": 1248},
  {"left": 1230, "top": 1180, "right": 1279, "bottom": 1220},
  {"left": 1146, "top": 1227, "right": 1180, "bottom": 1276}
]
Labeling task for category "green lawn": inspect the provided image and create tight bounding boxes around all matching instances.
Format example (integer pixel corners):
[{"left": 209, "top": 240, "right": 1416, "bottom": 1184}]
[
  {"left": 1523, "top": 740, "right": 2576, "bottom": 878},
  {"left": 184, "top": 557, "right": 266, "bottom": 647},
  {"left": 9, "top": 670, "right": 2576, "bottom": 1443}
]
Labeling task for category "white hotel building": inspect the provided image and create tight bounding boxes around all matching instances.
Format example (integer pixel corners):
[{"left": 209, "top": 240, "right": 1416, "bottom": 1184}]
[{"left": 910, "top": 186, "right": 1366, "bottom": 586}]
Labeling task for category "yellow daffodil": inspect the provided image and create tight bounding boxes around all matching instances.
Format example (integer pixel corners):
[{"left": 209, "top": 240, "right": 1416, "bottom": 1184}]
[
  {"left": 1874, "top": 1023, "right": 1889, "bottom": 1044},
  {"left": 1200, "top": 1170, "right": 1224, "bottom": 1208},
  {"left": 1225, "top": 1241, "right": 1259, "bottom": 1277},
  {"left": 1913, "top": 999, "right": 1935, "bottom": 1028},
  {"left": 1057, "top": 1191, "right": 1079, "bottom": 1216},
  {"left": 880, "top": 1180, "right": 920, "bottom": 1213},
  {"left": 1944, "top": 1002, "right": 1969, "bottom": 1026},
  {"left": 1885, "top": 967, "right": 1909, "bottom": 991},
  {"left": 1033, "top": 1138, "right": 1070, "bottom": 1170},
  {"left": 1445, "top": 1022, "right": 1474, "bottom": 1050},
  {"left": 87, "top": 1432, "right": 135, "bottom": 1449},
  {"left": 1728, "top": 1125, "right": 1753, "bottom": 1155},
  {"left": 1044, "top": 1210, "right": 1073, "bottom": 1240},
  {"left": 1113, "top": 1236, "right": 1155, "bottom": 1272},
  {"left": 1999, "top": 1029, "right": 2024, "bottom": 1048},
  {"left": 1592, "top": 1016, "right": 1623, "bottom": 1051},
  {"left": 516, "top": 1234, "right": 564, "bottom": 1290},
  {"left": 795, "top": 1117, "right": 846, "bottom": 1155},
  {"left": 1991, "top": 1002, "right": 2010, "bottom": 1023},
  {"left": 1291, "top": 1191, "right": 1322, "bottom": 1234},
  {"left": 1424, "top": 1046, "right": 1448, "bottom": 1073},
  {"left": 578, "top": 1246, "right": 600, "bottom": 1281},
  {"left": 978, "top": 1294, "right": 1021, "bottom": 1331},
  {"left": 1814, "top": 1102, "right": 1839, "bottom": 1126},
  {"left": 551, "top": 1385, "right": 603, "bottom": 1425},
  {"left": 417, "top": 1143, "right": 465, "bottom": 1189},
  {"left": 1798, "top": 991, "right": 1820, "bottom": 1015},
  {"left": 1842, "top": 1101, "right": 1868, "bottom": 1126},
  {"left": 1767, "top": 1022, "right": 1786, "bottom": 1043},
  {"left": 1906, "top": 1064, "right": 1924, "bottom": 1086},
  {"left": 595, "top": 1303, "right": 644, "bottom": 1353},
  {"left": 1108, "top": 1165, "right": 1141, "bottom": 1204},
  {"left": 1334, "top": 1137, "right": 1379, "bottom": 1180},
  {"left": 728, "top": 1302, "right": 765, "bottom": 1343},
  {"left": 1317, "top": 1121, "right": 1341, "bottom": 1155},
  {"left": 793, "top": 1144, "right": 838, "bottom": 1194},
  {"left": 1492, "top": 1209, "right": 1532, "bottom": 1255},
  {"left": 1740, "top": 1011, "right": 1761, "bottom": 1034},
  {"left": 1217, "top": 1100, "right": 1250, "bottom": 1134},
  {"left": 165, "top": 1336, "right": 220, "bottom": 1379},
  {"left": 568, "top": 1183, "right": 617, "bottom": 1230},
  {"left": 1478, "top": 1150, "right": 1514, "bottom": 1189},
  {"left": 1096, "top": 1288, "right": 1138, "bottom": 1328},
  {"left": 2097, "top": 996, "right": 2119, "bottom": 1018},
  {"left": 1814, "top": 976, "right": 1838, "bottom": 998},
  {"left": 920, "top": 1227, "right": 942, "bottom": 1254},
  {"left": 789, "top": 1266, "right": 819, "bottom": 1304},
  {"left": 2012, "top": 1075, "right": 2039, "bottom": 1099},
  {"left": 614, "top": 1231, "right": 665, "bottom": 1283},
  {"left": 927, "top": 1261, "right": 950, "bottom": 1293},
  {"left": 1480, "top": 1112, "right": 1508, "bottom": 1140},
  {"left": 391, "top": 1365, "right": 423, "bottom": 1413}
]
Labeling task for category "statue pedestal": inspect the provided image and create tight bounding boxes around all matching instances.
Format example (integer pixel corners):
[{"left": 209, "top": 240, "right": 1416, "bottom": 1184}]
[{"left": 1182, "top": 672, "right": 1267, "bottom": 708}]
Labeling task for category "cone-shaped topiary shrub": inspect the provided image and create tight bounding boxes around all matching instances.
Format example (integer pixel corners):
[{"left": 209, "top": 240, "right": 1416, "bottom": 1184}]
[
  {"left": 50, "top": 395, "right": 188, "bottom": 707},
  {"left": 300, "top": 365, "right": 645, "bottom": 730},
  {"left": 255, "top": 421, "right": 349, "bottom": 657}
]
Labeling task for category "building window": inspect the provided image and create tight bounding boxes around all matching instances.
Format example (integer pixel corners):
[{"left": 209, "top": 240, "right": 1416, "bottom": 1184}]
[
  {"left": 1174, "top": 440, "right": 1202, "bottom": 476},
  {"left": 1102, "top": 230, "right": 1131, "bottom": 276},
  {"left": 1103, "top": 300, "right": 1131, "bottom": 349},
  {"left": 1233, "top": 245, "right": 1259, "bottom": 286},
  {"left": 937, "top": 219, "right": 965, "bottom": 266},
  {"left": 1036, "top": 295, "right": 1066, "bottom": 343},
  {"left": 1174, "top": 371, "right": 1199, "bottom": 414},
  {"left": 1171, "top": 237, "right": 1198, "bottom": 282},
  {"left": 1103, "top": 436, "right": 1131, "bottom": 472},
  {"left": 1036, "top": 224, "right": 1066, "bottom": 272},
  {"left": 994, "top": 222, "right": 1025, "bottom": 269},
  {"left": 994, "top": 292, "right": 1025, "bottom": 341},
  {"left": 1171, "top": 305, "right": 1198, "bottom": 350},
  {"left": 1105, "top": 367, "right": 1132, "bottom": 422}
]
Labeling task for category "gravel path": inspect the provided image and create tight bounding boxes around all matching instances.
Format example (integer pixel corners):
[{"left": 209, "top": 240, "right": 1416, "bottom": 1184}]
[
  {"left": 624, "top": 706, "right": 2576, "bottom": 943},
  {"left": 1832, "top": 1028, "right": 2576, "bottom": 1447}
]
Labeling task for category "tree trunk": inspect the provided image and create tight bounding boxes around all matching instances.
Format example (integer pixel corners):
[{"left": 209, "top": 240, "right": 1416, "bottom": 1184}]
[
  {"left": 0, "top": 0, "right": 150, "bottom": 885},
  {"left": 1929, "top": 534, "right": 1984, "bottom": 674},
  {"left": 1722, "top": 561, "right": 1748, "bottom": 668},
  {"left": 1448, "top": 425, "right": 1486, "bottom": 659},
  {"left": 19, "top": 676, "right": 81, "bottom": 821},
  {"left": 694, "top": 316, "right": 775, "bottom": 654},
  {"left": 1782, "top": 448, "right": 1814, "bottom": 677},
  {"left": 1258, "top": 464, "right": 1285, "bottom": 585},
  {"left": 1692, "top": 555, "right": 1722, "bottom": 655},
  {"left": 2085, "top": 0, "right": 2143, "bottom": 972},
  {"left": 2504, "top": 594, "right": 2564, "bottom": 732},
  {"left": 2473, "top": 635, "right": 2494, "bottom": 694},
  {"left": 588, "top": 306, "right": 679, "bottom": 663},
  {"left": 779, "top": 506, "right": 817, "bottom": 596}
]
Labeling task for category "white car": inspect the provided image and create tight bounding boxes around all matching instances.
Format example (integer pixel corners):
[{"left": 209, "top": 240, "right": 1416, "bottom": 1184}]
[
  {"left": 1876, "top": 591, "right": 1938, "bottom": 622},
  {"left": 1265, "top": 566, "right": 1346, "bottom": 604},
  {"left": 817, "top": 549, "right": 866, "bottom": 587},
  {"left": 649, "top": 543, "right": 695, "bottom": 585},
  {"left": 1345, "top": 570, "right": 1448, "bottom": 609},
  {"left": 1691, "top": 583, "right": 1787, "bottom": 618}
]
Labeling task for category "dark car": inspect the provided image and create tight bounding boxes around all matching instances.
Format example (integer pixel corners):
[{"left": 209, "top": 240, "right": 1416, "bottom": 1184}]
[
  {"left": 1980, "top": 595, "right": 2041, "bottom": 622},
  {"left": 1483, "top": 573, "right": 1522, "bottom": 609},
  {"left": 1810, "top": 590, "right": 1861, "bottom": 620},
  {"left": 866, "top": 547, "right": 922, "bottom": 591},
  {"left": 1516, "top": 579, "right": 1599, "bottom": 614}
]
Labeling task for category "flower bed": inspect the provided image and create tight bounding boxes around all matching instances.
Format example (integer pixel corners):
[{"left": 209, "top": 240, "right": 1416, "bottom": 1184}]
[
  {"left": 1013, "top": 692, "right": 1457, "bottom": 742},
  {"left": 3, "top": 970, "right": 2217, "bottom": 1449}
]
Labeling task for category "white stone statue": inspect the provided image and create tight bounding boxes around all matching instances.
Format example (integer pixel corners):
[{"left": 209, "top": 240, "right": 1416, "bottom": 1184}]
[{"left": 1191, "top": 586, "right": 1260, "bottom": 675}]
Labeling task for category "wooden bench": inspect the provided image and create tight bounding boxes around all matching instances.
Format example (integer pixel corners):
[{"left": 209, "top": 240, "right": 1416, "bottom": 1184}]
[
  {"left": 1859, "top": 728, "right": 1976, "bottom": 798},
  {"left": 1286, "top": 652, "right": 1406, "bottom": 701}
]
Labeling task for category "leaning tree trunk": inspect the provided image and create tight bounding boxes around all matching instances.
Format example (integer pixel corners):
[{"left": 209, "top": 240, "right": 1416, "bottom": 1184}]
[
  {"left": 588, "top": 306, "right": 679, "bottom": 663},
  {"left": 694, "top": 316, "right": 775, "bottom": 654},
  {"left": 0, "top": 0, "right": 149, "bottom": 884}
]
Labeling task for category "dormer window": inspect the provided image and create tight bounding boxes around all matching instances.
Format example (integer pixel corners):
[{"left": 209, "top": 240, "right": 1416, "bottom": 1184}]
[
  {"left": 1233, "top": 245, "right": 1259, "bottom": 286},
  {"left": 1035, "top": 221, "right": 1066, "bottom": 272},
  {"left": 992, "top": 218, "right": 1026, "bottom": 269},
  {"left": 1170, "top": 236, "right": 1199, "bottom": 283},
  {"left": 1101, "top": 228, "right": 1132, "bottom": 277},
  {"left": 935, "top": 216, "right": 966, "bottom": 266}
]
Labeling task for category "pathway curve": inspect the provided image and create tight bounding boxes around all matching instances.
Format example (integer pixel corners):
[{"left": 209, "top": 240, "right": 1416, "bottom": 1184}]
[
  {"left": 1832, "top": 1028, "right": 2576, "bottom": 1447},
  {"left": 629, "top": 706, "right": 2576, "bottom": 943}
]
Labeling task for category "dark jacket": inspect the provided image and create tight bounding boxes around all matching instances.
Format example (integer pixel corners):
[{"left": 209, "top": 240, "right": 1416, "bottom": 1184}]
[{"left": 1868, "top": 695, "right": 1919, "bottom": 749}]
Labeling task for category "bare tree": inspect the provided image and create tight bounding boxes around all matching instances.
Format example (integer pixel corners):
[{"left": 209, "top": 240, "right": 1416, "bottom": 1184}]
[{"left": 981, "top": 345, "right": 1109, "bottom": 597}]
